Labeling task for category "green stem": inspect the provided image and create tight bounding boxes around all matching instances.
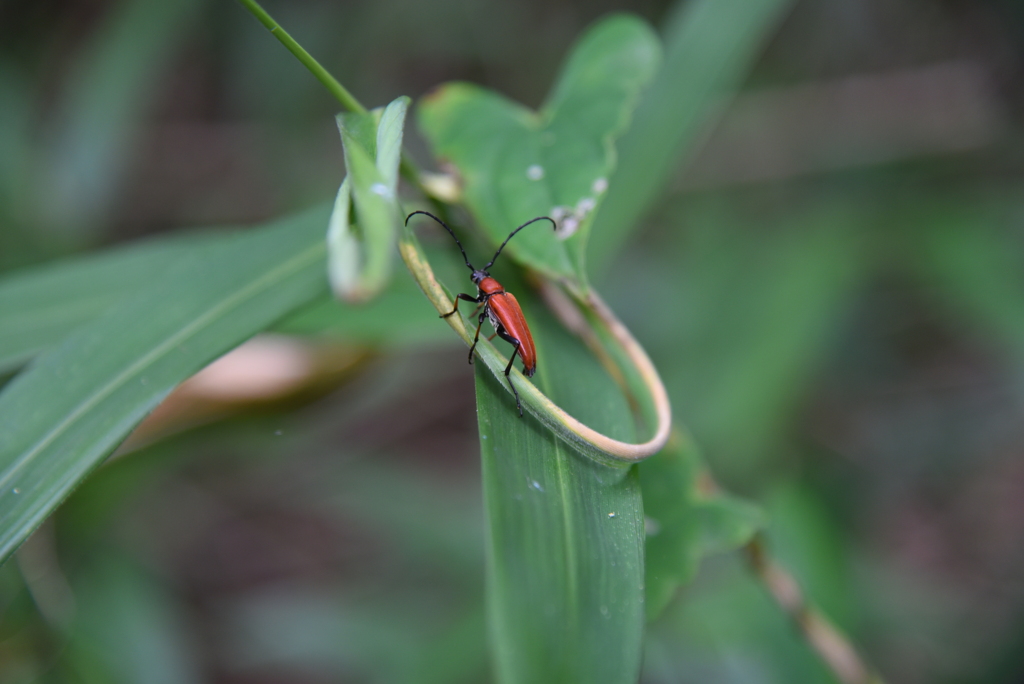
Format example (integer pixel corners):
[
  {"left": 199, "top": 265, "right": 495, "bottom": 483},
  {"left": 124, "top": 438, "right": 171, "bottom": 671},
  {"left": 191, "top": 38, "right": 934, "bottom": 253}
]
[
  {"left": 236, "top": 0, "right": 366, "bottom": 114},
  {"left": 236, "top": 0, "right": 425, "bottom": 189}
]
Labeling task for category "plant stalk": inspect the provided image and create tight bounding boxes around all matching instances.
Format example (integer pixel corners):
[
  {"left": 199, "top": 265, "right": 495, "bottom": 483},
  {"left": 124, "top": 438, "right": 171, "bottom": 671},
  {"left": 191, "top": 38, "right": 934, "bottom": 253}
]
[
  {"left": 236, "top": 0, "right": 425, "bottom": 190},
  {"left": 236, "top": 0, "right": 366, "bottom": 114},
  {"left": 744, "top": 535, "right": 886, "bottom": 684}
]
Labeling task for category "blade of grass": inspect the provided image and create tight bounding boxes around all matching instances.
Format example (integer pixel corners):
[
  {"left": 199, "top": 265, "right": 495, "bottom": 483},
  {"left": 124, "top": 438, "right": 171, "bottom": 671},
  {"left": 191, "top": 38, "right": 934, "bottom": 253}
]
[
  {"left": 0, "top": 206, "right": 331, "bottom": 564},
  {"left": 0, "top": 225, "right": 446, "bottom": 377},
  {"left": 63, "top": 555, "right": 202, "bottom": 684},
  {"left": 588, "top": 0, "right": 796, "bottom": 274},
  {"left": 274, "top": 277, "right": 451, "bottom": 345},
  {"left": 43, "top": 0, "right": 203, "bottom": 236},
  {"left": 912, "top": 201, "right": 1024, "bottom": 364},
  {"left": 477, "top": 298, "right": 644, "bottom": 684},
  {"left": 0, "top": 231, "right": 230, "bottom": 374},
  {"left": 0, "top": 66, "right": 33, "bottom": 251}
]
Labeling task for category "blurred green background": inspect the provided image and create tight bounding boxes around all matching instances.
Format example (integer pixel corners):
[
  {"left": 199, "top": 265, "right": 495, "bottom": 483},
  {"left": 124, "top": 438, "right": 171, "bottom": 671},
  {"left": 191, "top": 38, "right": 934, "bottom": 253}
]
[{"left": 3, "top": 0, "right": 1024, "bottom": 682}]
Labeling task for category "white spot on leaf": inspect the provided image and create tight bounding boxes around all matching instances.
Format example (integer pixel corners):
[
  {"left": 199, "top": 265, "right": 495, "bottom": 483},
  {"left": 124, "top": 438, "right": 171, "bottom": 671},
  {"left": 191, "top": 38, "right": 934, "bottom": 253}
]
[
  {"left": 576, "top": 197, "right": 597, "bottom": 215},
  {"left": 526, "top": 165, "right": 545, "bottom": 181},
  {"left": 550, "top": 194, "right": 599, "bottom": 240},
  {"left": 558, "top": 216, "right": 580, "bottom": 239}
]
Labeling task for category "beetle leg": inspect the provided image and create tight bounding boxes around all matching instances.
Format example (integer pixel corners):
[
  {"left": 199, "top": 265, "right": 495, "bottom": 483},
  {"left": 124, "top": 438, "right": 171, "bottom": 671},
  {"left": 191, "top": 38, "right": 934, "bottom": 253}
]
[
  {"left": 493, "top": 326, "right": 527, "bottom": 416},
  {"left": 502, "top": 339, "right": 524, "bottom": 417},
  {"left": 441, "top": 293, "right": 481, "bottom": 318},
  {"left": 467, "top": 311, "right": 487, "bottom": 364},
  {"left": 494, "top": 326, "right": 521, "bottom": 355}
]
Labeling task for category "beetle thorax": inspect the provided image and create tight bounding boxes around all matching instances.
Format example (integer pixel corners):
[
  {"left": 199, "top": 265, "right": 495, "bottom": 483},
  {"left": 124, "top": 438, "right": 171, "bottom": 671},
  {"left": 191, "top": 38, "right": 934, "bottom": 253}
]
[{"left": 476, "top": 275, "right": 504, "bottom": 297}]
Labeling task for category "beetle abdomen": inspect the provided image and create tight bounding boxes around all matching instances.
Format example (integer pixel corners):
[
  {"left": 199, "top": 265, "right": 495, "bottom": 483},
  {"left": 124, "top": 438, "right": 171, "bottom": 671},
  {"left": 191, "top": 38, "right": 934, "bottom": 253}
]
[{"left": 487, "top": 291, "right": 537, "bottom": 375}]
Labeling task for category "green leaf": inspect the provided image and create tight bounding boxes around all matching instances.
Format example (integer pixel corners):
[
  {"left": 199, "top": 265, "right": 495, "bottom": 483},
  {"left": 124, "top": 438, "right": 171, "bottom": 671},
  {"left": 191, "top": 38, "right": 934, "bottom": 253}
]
[
  {"left": 375, "top": 97, "right": 409, "bottom": 190},
  {"left": 326, "top": 177, "right": 358, "bottom": 298},
  {"left": 418, "top": 15, "right": 660, "bottom": 287},
  {"left": 0, "top": 66, "right": 33, "bottom": 240},
  {"left": 339, "top": 133, "right": 394, "bottom": 300},
  {"left": 64, "top": 556, "right": 201, "bottom": 684},
  {"left": 695, "top": 494, "right": 765, "bottom": 555},
  {"left": 42, "top": 0, "right": 203, "bottom": 236},
  {"left": 0, "top": 231, "right": 229, "bottom": 375},
  {"left": 643, "top": 199, "right": 866, "bottom": 474},
  {"left": 588, "top": 0, "right": 796, "bottom": 274},
  {"left": 638, "top": 435, "right": 702, "bottom": 619},
  {"left": 328, "top": 97, "right": 409, "bottom": 302},
  {"left": 0, "top": 218, "right": 443, "bottom": 376},
  {"left": 274, "top": 273, "right": 452, "bottom": 346},
  {"left": 764, "top": 483, "right": 859, "bottom": 633},
  {"left": 476, "top": 297, "right": 644, "bottom": 684},
  {"left": 639, "top": 432, "right": 765, "bottom": 620},
  {"left": 913, "top": 203, "right": 1024, "bottom": 363},
  {"left": 650, "top": 554, "right": 838, "bottom": 684},
  {"left": 0, "top": 206, "right": 330, "bottom": 564}
]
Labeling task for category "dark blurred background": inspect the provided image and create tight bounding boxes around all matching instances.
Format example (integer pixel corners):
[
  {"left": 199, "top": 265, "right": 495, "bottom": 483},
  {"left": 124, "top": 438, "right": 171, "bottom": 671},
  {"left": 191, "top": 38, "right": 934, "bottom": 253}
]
[{"left": 4, "top": 0, "right": 1024, "bottom": 682}]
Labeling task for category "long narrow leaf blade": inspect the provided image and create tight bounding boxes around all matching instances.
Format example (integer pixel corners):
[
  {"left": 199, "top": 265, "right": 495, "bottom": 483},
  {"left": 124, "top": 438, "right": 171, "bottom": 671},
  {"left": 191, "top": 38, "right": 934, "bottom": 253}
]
[
  {"left": 476, "top": 302, "right": 644, "bottom": 684},
  {"left": 44, "top": 0, "right": 202, "bottom": 234},
  {"left": 0, "top": 206, "right": 330, "bottom": 563},
  {"left": 913, "top": 203, "right": 1024, "bottom": 361},
  {"left": 588, "top": 0, "right": 796, "bottom": 273},
  {"left": 0, "top": 231, "right": 229, "bottom": 374}
]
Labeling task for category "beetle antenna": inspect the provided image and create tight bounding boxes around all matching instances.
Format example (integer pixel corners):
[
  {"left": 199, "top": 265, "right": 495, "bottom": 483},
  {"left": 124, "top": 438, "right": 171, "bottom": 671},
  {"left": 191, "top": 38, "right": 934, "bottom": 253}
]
[
  {"left": 405, "top": 211, "right": 474, "bottom": 271},
  {"left": 483, "top": 216, "right": 556, "bottom": 271}
]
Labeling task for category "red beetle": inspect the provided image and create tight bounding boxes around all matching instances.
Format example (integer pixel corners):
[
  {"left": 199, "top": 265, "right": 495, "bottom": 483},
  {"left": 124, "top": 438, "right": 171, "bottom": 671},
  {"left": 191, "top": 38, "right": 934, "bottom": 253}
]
[{"left": 406, "top": 211, "right": 555, "bottom": 416}]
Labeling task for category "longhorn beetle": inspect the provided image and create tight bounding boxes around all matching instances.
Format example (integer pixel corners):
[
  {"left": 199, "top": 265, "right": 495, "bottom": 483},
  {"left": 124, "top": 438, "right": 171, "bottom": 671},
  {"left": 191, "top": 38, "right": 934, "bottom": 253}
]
[{"left": 405, "top": 210, "right": 556, "bottom": 416}]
